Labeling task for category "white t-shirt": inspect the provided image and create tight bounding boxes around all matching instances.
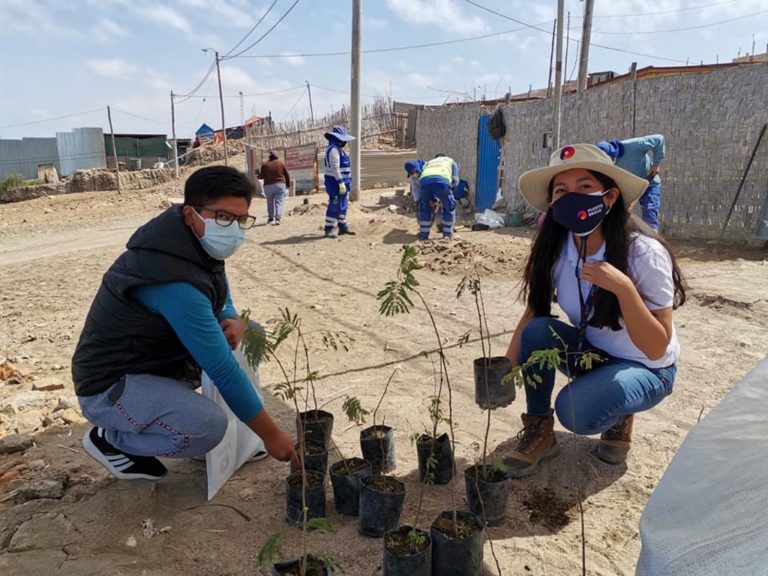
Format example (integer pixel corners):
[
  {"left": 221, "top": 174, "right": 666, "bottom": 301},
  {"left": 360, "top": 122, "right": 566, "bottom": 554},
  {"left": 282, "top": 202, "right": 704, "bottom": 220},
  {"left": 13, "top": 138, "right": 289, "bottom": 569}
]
[{"left": 553, "top": 232, "right": 680, "bottom": 369}]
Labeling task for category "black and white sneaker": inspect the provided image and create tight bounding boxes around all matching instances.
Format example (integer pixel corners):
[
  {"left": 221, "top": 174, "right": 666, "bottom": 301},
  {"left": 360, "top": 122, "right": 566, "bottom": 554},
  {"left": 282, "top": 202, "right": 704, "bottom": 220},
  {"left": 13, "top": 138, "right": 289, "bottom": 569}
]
[{"left": 83, "top": 426, "right": 167, "bottom": 480}]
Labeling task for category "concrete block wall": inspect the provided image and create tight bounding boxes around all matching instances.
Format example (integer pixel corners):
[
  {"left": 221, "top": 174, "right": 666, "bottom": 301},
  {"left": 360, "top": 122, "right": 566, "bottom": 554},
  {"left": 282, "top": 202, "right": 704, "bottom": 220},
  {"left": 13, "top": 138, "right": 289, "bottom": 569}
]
[{"left": 416, "top": 105, "right": 481, "bottom": 197}]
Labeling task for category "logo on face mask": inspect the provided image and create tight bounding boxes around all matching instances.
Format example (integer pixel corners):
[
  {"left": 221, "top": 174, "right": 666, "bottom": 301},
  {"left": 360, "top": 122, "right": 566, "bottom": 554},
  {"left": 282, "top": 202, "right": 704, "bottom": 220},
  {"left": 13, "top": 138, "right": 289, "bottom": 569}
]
[
  {"left": 193, "top": 211, "right": 246, "bottom": 259},
  {"left": 551, "top": 191, "right": 609, "bottom": 236}
]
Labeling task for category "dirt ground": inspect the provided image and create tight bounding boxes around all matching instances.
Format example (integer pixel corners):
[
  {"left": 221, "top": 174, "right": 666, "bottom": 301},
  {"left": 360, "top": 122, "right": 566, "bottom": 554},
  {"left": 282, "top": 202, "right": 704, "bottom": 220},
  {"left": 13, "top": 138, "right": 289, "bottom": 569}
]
[{"left": 0, "top": 160, "right": 766, "bottom": 576}]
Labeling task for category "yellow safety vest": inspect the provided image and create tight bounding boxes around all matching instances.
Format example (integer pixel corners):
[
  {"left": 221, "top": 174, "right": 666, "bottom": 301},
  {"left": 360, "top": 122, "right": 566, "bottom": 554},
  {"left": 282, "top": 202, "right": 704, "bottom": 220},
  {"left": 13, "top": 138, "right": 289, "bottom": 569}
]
[{"left": 419, "top": 157, "right": 454, "bottom": 182}]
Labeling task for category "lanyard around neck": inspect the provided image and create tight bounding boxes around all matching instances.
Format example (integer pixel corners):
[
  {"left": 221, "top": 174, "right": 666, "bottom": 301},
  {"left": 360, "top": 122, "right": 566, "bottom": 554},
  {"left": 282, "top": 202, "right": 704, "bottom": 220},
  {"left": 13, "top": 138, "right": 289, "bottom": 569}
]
[{"left": 575, "top": 237, "right": 598, "bottom": 352}]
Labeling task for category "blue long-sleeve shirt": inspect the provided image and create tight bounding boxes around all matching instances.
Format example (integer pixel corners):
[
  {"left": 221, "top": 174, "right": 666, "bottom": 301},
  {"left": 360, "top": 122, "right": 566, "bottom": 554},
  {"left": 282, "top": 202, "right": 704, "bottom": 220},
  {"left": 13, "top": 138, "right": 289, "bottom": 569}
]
[
  {"left": 616, "top": 134, "right": 665, "bottom": 185},
  {"left": 134, "top": 282, "right": 263, "bottom": 423}
]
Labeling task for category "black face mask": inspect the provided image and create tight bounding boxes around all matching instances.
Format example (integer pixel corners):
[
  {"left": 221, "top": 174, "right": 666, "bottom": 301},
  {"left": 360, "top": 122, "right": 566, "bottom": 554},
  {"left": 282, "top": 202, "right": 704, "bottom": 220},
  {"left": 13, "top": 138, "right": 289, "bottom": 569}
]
[{"left": 551, "top": 191, "right": 609, "bottom": 236}]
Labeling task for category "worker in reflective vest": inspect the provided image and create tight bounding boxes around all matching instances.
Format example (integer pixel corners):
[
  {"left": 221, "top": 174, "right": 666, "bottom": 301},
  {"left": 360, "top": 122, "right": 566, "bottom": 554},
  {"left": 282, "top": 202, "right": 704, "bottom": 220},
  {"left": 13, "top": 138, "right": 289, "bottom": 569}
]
[
  {"left": 323, "top": 125, "right": 356, "bottom": 238},
  {"left": 418, "top": 153, "right": 459, "bottom": 240}
]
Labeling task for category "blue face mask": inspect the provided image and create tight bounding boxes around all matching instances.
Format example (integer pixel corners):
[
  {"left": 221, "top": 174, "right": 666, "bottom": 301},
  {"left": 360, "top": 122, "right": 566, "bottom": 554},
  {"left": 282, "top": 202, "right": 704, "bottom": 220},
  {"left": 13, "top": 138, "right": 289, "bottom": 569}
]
[
  {"left": 551, "top": 191, "right": 609, "bottom": 237},
  {"left": 193, "top": 210, "right": 246, "bottom": 259}
]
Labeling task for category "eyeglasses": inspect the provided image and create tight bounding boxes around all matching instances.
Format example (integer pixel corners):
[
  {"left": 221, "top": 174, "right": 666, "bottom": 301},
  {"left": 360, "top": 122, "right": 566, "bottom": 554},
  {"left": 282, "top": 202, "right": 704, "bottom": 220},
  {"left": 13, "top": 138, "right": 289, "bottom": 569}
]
[{"left": 194, "top": 206, "right": 257, "bottom": 230}]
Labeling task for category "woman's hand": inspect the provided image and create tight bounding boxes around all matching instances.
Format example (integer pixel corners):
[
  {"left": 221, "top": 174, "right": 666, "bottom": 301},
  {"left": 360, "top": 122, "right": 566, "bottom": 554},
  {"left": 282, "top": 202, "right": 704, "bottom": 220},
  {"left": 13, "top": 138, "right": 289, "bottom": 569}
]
[
  {"left": 220, "top": 317, "right": 247, "bottom": 349},
  {"left": 580, "top": 261, "right": 633, "bottom": 296}
]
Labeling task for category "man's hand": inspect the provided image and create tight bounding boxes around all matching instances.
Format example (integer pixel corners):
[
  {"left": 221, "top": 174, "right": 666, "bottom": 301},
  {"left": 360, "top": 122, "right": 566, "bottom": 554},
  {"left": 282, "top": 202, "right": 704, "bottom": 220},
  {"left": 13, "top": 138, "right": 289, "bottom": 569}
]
[
  {"left": 263, "top": 427, "right": 299, "bottom": 467},
  {"left": 338, "top": 182, "right": 347, "bottom": 195},
  {"left": 648, "top": 165, "right": 660, "bottom": 178},
  {"left": 220, "top": 317, "right": 247, "bottom": 350},
  {"left": 248, "top": 411, "right": 299, "bottom": 467}
]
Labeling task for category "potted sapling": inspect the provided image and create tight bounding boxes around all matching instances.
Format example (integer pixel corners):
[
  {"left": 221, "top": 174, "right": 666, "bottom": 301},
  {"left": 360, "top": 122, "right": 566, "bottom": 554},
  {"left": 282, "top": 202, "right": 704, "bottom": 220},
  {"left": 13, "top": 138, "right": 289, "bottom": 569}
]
[
  {"left": 256, "top": 519, "right": 340, "bottom": 576},
  {"left": 353, "top": 369, "right": 406, "bottom": 538},
  {"left": 241, "top": 308, "right": 326, "bottom": 527},
  {"left": 457, "top": 267, "right": 514, "bottom": 410},
  {"left": 327, "top": 396, "right": 373, "bottom": 517},
  {"left": 296, "top": 331, "right": 349, "bottom": 448},
  {"left": 378, "top": 245, "right": 483, "bottom": 575},
  {"left": 358, "top": 368, "right": 398, "bottom": 474},
  {"left": 414, "top": 356, "right": 453, "bottom": 484},
  {"left": 457, "top": 269, "right": 512, "bottom": 527},
  {"left": 382, "top": 425, "right": 436, "bottom": 576}
]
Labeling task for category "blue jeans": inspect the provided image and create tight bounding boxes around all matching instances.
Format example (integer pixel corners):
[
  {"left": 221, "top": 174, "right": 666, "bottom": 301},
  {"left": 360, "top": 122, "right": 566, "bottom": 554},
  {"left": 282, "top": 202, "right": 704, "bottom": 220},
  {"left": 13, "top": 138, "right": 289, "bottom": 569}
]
[
  {"left": 264, "top": 182, "right": 286, "bottom": 221},
  {"left": 520, "top": 317, "right": 675, "bottom": 435},
  {"left": 639, "top": 181, "right": 661, "bottom": 229},
  {"left": 79, "top": 374, "right": 228, "bottom": 458}
]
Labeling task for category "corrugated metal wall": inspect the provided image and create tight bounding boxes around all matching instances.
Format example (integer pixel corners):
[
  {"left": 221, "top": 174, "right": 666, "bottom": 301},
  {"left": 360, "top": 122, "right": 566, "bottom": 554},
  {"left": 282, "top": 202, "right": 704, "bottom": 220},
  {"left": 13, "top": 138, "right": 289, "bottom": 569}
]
[
  {"left": 0, "top": 137, "right": 59, "bottom": 180},
  {"left": 56, "top": 128, "right": 106, "bottom": 176},
  {"left": 0, "top": 128, "right": 107, "bottom": 181}
]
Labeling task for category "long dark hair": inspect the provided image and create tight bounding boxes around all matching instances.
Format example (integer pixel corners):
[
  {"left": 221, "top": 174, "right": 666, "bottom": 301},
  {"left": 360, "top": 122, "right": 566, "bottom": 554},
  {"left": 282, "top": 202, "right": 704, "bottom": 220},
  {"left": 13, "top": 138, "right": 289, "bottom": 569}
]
[{"left": 520, "top": 170, "right": 686, "bottom": 329}]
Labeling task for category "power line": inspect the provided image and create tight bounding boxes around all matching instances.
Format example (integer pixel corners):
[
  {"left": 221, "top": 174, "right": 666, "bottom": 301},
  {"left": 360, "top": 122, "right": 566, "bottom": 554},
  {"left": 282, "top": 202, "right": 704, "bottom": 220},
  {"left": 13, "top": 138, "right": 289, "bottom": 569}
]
[
  {"left": 235, "top": 23, "right": 547, "bottom": 58},
  {"left": 111, "top": 108, "right": 169, "bottom": 127},
  {"left": 0, "top": 109, "right": 104, "bottom": 130},
  {"left": 461, "top": 0, "right": 688, "bottom": 64},
  {"left": 585, "top": 0, "right": 739, "bottom": 19},
  {"left": 174, "top": 62, "right": 218, "bottom": 104},
  {"left": 590, "top": 8, "right": 768, "bottom": 35},
  {"left": 175, "top": 85, "right": 306, "bottom": 100},
  {"left": 222, "top": 0, "right": 279, "bottom": 58},
  {"left": 278, "top": 86, "right": 307, "bottom": 122},
  {"left": 225, "top": 0, "right": 302, "bottom": 60}
]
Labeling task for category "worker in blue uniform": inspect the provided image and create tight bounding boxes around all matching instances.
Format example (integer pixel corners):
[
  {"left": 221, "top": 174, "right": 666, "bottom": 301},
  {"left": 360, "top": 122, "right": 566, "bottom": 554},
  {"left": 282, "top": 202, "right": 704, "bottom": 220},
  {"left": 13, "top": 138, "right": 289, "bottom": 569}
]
[
  {"left": 418, "top": 153, "right": 459, "bottom": 240},
  {"left": 323, "top": 125, "right": 356, "bottom": 238}
]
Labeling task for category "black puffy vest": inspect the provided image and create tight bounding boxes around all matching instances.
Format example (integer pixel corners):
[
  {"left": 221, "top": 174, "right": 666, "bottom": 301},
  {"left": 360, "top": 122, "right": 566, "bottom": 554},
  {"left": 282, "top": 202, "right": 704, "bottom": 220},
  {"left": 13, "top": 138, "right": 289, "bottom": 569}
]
[{"left": 72, "top": 206, "right": 228, "bottom": 396}]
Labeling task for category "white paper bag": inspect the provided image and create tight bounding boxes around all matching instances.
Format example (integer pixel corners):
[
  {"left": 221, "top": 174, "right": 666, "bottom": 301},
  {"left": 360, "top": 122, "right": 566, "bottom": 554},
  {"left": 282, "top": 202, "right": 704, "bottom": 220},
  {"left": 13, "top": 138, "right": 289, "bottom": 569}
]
[{"left": 201, "top": 349, "right": 266, "bottom": 500}]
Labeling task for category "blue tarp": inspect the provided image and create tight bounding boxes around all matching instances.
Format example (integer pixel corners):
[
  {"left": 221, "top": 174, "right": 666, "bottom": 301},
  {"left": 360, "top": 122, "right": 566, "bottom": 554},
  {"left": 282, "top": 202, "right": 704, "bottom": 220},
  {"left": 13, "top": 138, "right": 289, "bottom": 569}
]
[{"left": 195, "top": 123, "right": 215, "bottom": 137}]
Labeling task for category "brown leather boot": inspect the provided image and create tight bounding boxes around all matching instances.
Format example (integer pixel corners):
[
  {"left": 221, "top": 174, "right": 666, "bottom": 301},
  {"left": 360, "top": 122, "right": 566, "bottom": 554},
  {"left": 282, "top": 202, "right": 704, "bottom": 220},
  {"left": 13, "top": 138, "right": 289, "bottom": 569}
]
[
  {"left": 595, "top": 414, "right": 634, "bottom": 465},
  {"left": 503, "top": 413, "right": 559, "bottom": 478}
]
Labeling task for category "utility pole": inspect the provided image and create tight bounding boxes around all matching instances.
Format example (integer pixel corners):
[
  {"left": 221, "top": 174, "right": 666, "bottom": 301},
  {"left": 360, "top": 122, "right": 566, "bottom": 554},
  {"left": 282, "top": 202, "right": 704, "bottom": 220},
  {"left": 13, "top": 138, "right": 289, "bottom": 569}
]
[
  {"left": 578, "top": 0, "right": 594, "bottom": 92},
  {"left": 106, "top": 106, "right": 121, "bottom": 194},
  {"left": 306, "top": 81, "right": 315, "bottom": 123},
  {"left": 170, "top": 91, "right": 179, "bottom": 179},
  {"left": 350, "top": 0, "right": 362, "bottom": 202},
  {"left": 553, "top": 0, "right": 564, "bottom": 150},
  {"left": 546, "top": 19, "right": 556, "bottom": 98},
  {"left": 214, "top": 51, "right": 228, "bottom": 166},
  {"left": 239, "top": 91, "right": 244, "bottom": 125}
]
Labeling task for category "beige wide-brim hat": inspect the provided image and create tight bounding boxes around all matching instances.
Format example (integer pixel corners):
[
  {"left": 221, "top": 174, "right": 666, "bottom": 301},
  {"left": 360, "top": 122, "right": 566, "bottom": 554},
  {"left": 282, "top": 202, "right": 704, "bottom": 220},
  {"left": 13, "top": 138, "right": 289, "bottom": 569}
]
[{"left": 518, "top": 143, "right": 649, "bottom": 213}]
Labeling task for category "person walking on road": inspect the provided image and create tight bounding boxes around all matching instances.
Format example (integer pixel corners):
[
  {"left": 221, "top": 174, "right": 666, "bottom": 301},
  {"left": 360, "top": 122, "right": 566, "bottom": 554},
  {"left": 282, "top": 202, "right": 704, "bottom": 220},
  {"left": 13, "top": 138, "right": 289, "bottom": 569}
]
[{"left": 259, "top": 150, "right": 291, "bottom": 225}]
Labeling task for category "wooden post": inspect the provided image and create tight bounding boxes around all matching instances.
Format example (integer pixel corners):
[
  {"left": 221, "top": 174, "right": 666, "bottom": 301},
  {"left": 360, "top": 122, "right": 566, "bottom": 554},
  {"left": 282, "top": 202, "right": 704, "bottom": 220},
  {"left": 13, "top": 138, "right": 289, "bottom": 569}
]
[{"left": 107, "top": 106, "right": 121, "bottom": 194}]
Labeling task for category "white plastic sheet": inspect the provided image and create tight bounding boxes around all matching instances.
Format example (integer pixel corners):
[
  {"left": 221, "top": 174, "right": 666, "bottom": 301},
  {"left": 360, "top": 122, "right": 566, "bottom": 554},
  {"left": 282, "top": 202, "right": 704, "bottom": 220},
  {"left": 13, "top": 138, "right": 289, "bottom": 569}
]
[
  {"left": 475, "top": 209, "right": 505, "bottom": 229},
  {"left": 636, "top": 355, "right": 768, "bottom": 575},
  {"left": 201, "top": 349, "right": 266, "bottom": 501}
]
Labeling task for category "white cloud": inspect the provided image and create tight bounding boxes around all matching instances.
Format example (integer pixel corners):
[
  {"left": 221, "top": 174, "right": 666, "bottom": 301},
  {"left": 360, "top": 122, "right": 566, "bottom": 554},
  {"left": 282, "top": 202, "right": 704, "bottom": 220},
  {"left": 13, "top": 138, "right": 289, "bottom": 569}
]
[
  {"left": 386, "top": 0, "right": 487, "bottom": 35},
  {"left": 0, "top": 0, "right": 81, "bottom": 39},
  {"left": 364, "top": 17, "right": 389, "bottom": 29},
  {"left": 280, "top": 52, "right": 307, "bottom": 67},
  {"left": 91, "top": 18, "right": 131, "bottom": 43},
  {"left": 176, "top": 0, "right": 260, "bottom": 28},
  {"left": 87, "top": 58, "right": 139, "bottom": 79},
  {"left": 407, "top": 72, "right": 433, "bottom": 88},
  {"left": 135, "top": 5, "right": 192, "bottom": 34}
]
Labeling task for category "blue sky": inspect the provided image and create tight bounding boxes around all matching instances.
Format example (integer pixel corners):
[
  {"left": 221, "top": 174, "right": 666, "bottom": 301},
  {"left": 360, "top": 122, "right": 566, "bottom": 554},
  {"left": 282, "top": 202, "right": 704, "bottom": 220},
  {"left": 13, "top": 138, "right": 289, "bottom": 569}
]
[{"left": 1, "top": 0, "right": 767, "bottom": 140}]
